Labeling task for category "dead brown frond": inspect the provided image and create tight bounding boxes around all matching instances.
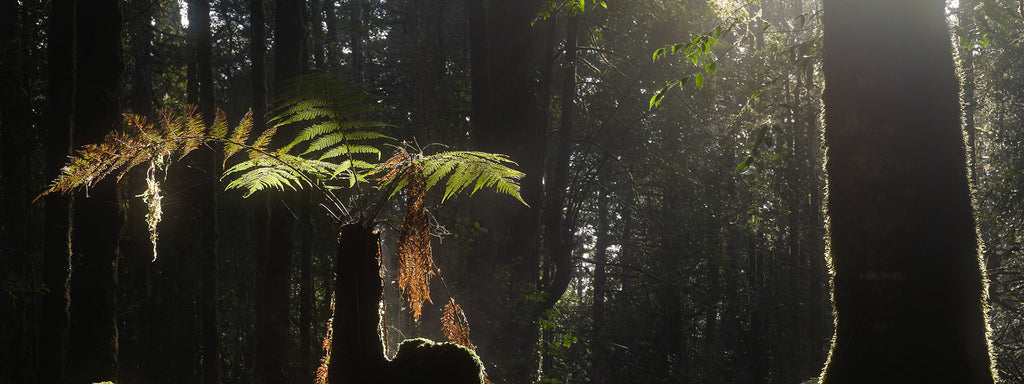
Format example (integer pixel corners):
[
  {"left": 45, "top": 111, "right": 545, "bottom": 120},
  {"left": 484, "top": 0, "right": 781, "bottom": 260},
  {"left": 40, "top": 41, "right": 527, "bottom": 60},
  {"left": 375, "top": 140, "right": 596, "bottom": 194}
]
[
  {"left": 395, "top": 163, "right": 434, "bottom": 321},
  {"left": 377, "top": 150, "right": 409, "bottom": 184},
  {"left": 314, "top": 293, "right": 336, "bottom": 384},
  {"left": 441, "top": 302, "right": 475, "bottom": 350}
]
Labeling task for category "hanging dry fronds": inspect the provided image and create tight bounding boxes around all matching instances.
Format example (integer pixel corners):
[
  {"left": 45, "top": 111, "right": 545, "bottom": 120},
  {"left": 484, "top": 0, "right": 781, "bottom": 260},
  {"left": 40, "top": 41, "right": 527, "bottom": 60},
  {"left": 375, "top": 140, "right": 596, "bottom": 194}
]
[
  {"left": 314, "top": 293, "right": 335, "bottom": 384},
  {"left": 395, "top": 163, "right": 434, "bottom": 321},
  {"left": 378, "top": 150, "right": 409, "bottom": 184},
  {"left": 441, "top": 301, "right": 475, "bottom": 350}
]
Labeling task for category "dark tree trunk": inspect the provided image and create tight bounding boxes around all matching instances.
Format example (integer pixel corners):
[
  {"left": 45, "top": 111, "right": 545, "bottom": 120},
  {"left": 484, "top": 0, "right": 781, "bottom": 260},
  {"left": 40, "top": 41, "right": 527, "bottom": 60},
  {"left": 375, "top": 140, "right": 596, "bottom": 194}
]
[
  {"left": 68, "top": 0, "right": 123, "bottom": 382},
  {"left": 276, "top": 0, "right": 306, "bottom": 88},
  {"left": 299, "top": 195, "right": 315, "bottom": 384},
  {"left": 539, "top": 13, "right": 579, "bottom": 313},
  {"left": 820, "top": 1, "right": 995, "bottom": 382},
  {"left": 249, "top": 1, "right": 274, "bottom": 382},
  {"left": 309, "top": 0, "right": 324, "bottom": 71},
  {"left": 328, "top": 223, "right": 387, "bottom": 384},
  {"left": 250, "top": 0, "right": 268, "bottom": 134},
  {"left": 0, "top": 0, "right": 36, "bottom": 381},
  {"left": 348, "top": 0, "right": 364, "bottom": 80},
  {"left": 411, "top": 0, "right": 442, "bottom": 141},
  {"left": 129, "top": 0, "right": 156, "bottom": 120},
  {"left": 464, "top": 0, "right": 546, "bottom": 381},
  {"left": 257, "top": 2, "right": 306, "bottom": 382},
  {"left": 324, "top": 0, "right": 339, "bottom": 70},
  {"left": 39, "top": 2, "right": 75, "bottom": 383},
  {"left": 186, "top": 1, "right": 221, "bottom": 383},
  {"left": 465, "top": 0, "right": 489, "bottom": 136}
]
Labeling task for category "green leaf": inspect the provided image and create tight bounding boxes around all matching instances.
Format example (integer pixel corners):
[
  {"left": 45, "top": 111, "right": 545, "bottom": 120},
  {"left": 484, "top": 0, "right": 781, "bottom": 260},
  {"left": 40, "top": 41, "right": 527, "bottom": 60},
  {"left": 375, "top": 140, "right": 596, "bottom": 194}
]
[
  {"left": 734, "top": 156, "right": 753, "bottom": 172},
  {"left": 649, "top": 83, "right": 672, "bottom": 109},
  {"left": 695, "top": 73, "right": 705, "bottom": 89},
  {"left": 705, "top": 61, "right": 717, "bottom": 75},
  {"left": 652, "top": 47, "right": 666, "bottom": 61}
]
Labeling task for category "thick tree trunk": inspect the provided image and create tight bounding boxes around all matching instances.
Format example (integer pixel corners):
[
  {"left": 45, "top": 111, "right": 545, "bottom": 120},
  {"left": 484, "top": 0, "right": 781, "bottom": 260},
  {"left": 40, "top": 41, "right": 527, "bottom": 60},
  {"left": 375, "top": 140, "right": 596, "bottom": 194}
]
[
  {"left": 411, "top": 0, "right": 442, "bottom": 140},
  {"left": 820, "top": 1, "right": 995, "bottom": 382},
  {"left": 257, "top": 2, "right": 307, "bottom": 382},
  {"left": 186, "top": 1, "right": 221, "bottom": 383},
  {"left": 328, "top": 223, "right": 387, "bottom": 384},
  {"left": 39, "top": 2, "right": 75, "bottom": 383},
  {"left": 464, "top": 0, "right": 545, "bottom": 381},
  {"left": 68, "top": 0, "right": 123, "bottom": 382}
]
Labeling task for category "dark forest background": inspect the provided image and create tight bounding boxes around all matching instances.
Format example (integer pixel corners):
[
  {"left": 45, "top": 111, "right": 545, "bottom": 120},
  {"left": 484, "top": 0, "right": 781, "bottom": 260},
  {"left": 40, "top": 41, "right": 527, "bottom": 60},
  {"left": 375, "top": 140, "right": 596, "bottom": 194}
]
[{"left": 2, "top": 0, "right": 1024, "bottom": 383}]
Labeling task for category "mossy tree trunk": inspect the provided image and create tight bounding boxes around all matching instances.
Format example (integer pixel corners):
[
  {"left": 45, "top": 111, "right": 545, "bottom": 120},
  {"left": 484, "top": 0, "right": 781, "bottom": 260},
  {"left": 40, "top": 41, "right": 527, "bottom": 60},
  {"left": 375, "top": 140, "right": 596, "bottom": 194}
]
[
  {"left": 820, "top": 0, "right": 995, "bottom": 382},
  {"left": 329, "top": 223, "right": 387, "bottom": 384}
]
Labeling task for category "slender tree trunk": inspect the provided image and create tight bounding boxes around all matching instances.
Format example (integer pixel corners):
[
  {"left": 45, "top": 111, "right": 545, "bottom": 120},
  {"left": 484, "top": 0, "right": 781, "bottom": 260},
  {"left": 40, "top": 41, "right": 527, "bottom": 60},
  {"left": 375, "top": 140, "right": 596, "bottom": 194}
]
[
  {"left": 590, "top": 194, "right": 610, "bottom": 384},
  {"left": 465, "top": 0, "right": 489, "bottom": 136},
  {"left": 324, "top": 0, "right": 339, "bottom": 71},
  {"left": 328, "top": 223, "right": 387, "bottom": 384},
  {"left": 820, "top": 1, "right": 995, "bottom": 382},
  {"left": 539, "top": 13, "right": 579, "bottom": 313},
  {"left": 68, "top": 0, "right": 122, "bottom": 382},
  {"left": 39, "top": 2, "right": 75, "bottom": 383},
  {"left": 250, "top": 0, "right": 268, "bottom": 134},
  {"left": 348, "top": 0, "right": 364, "bottom": 80},
  {"left": 249, "top": 1, "right": 275, "bottom": 382},
  {"left": 299, "top": 195, "right": 315, "bottom": 383}
]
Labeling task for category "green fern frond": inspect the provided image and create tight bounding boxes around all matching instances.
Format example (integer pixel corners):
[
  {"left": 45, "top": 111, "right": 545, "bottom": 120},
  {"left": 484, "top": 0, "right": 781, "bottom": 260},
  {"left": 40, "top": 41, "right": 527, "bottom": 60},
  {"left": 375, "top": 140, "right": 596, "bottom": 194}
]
[
  {"left": 317, "top": 144, "right": 382, "bottom": 161},
  {"left": 377, "top": 150, "right": 527, "bottom": 206},
  {"left": 222, "top": 153, "right": 342, "bottom": 197},
  {"left": 301, "top": 131, "right": 388, "bottom": 154}
]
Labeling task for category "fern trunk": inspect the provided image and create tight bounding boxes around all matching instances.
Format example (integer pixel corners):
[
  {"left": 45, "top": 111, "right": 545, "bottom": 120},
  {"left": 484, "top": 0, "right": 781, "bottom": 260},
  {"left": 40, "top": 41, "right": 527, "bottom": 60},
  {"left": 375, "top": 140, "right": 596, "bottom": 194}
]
[
  {"left": 820, "top": 0, "right": 995, "bottom": 382},
  {"left": 329, "top": 223, "right": 387, "bottom": 384}
]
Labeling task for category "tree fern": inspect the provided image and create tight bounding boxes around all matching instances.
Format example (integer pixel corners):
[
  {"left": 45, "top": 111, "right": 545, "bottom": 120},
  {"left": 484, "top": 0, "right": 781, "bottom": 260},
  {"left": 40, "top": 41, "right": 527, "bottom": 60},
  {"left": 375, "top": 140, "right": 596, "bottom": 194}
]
[{"left": 39, "top": 74, "right": 524, "bottom": 356}]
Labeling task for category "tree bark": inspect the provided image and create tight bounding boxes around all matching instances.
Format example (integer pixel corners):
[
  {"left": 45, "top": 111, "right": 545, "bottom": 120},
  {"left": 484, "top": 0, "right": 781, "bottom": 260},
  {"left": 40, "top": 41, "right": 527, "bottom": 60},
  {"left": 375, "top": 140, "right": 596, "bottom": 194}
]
[
  {"left": 68, "top": 0, "right": 123, "bottom": 382},
  {"left": 39, "top": 2, "right": 75, "bottom": 383},
  {"left": 257, "top": 2, "right": 306, "bottom": 382},
  {"left": 185, "top": 1, "right": 221, "bottom": 383},
  {"left": 0, "top": 2, "right": 35, "bottom": 379},
  {"left": 820, "top": 1, "right": 995, "bottom": 382}
]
